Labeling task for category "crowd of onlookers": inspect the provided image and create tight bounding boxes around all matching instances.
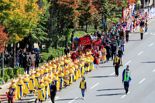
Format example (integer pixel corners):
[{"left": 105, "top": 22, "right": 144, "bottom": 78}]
[{"left": 2, "top": 49, "right": 40, "bottom": 74}]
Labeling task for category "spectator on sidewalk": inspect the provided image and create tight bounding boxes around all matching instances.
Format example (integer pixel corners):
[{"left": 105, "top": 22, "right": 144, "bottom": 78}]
[
  {"left": 26, "top": 57, "right": 32, "bottom": 74},
  {"left": 64, "top": 46, "right": 70, "bottom": 55},
  {"left": 35, "top": 52, "right": 40, "bottom": 68}
]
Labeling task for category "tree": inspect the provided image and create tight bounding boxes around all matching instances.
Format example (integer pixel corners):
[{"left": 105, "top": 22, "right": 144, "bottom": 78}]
[
  {"left": 0, "top": 0, "right": 45, "bottom": 67},
  {"left": 31, "top": 0, "right": 50, "bottom": 43},
  {"left": 0, "top": 0, "right": 43, "bottom": 43},
  {"left": 78, "top": 0, "right": 98, "bottom": 32},
  {"left": 48, "top": 0, "right": 75, "bottom": 48},
  {"left": 0, "top": 25, "right": 8, "bottom": 53},
  {"left": 0, "top": 25, "right": 8, "bottom": 76},
  {"left": 93, "top": 0, "right": 128, "bottom": 31}
]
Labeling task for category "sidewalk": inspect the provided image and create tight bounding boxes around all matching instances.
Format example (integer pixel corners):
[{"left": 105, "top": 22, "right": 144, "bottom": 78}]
[{"left": 0, "top": 82, "right": 11, "bottom": 102}]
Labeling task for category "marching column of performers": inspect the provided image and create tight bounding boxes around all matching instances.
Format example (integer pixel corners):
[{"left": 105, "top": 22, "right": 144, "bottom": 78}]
[{"left": 7, "top": 48, "right": 106, "bottom": 102}]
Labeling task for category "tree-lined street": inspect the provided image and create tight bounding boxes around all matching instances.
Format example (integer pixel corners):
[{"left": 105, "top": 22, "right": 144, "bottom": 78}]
[
  {"left": 1, "top": 0, "right": 155, "bottom": 103},
  {"left": 10, "top": 18, "right": 155, "bottom": 103}
]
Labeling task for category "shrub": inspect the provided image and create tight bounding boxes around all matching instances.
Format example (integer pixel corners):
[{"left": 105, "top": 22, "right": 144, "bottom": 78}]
[
  {"left": 3, "top": 74, "right": 10, "bottom": 82},
  {"left": 41, "top": 47, "right": 64, "bottom": 62},
  {"left": 0, "top": 78, "right": 4, "bottom": 85},
  {"left": 13, "top": 67, "right": 18, "bottom": 77},
  {"left": 17, "top": 67, "right": 24, "bottom": 75},
  {"left": 7, "top": 68, "right": 14, "bottom": 79}
]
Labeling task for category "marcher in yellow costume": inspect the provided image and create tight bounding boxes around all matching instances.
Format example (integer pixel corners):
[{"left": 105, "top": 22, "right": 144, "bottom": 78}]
[
  {"left": 44, "top": 75, "right": 50, "bottom": 100},
  {"left": 102, "top": 47, "right": 107, "bottom": 62},
  {"left": 23, "top": 74, "right": 30, "bottom": 96},
  {"left": 16, "top": 77, "right": 24, "bottom": 99},
  {"left": 37, "top": 80, "right": 45, "bottom": 102},
  {"left": 69, "top": 68, "right": 74, "bottom": 84},
  {"left": 9, "top": 80, "right": 17, "bottom": 100},
  {"left": 64, "top": 69, "right": 70, "bottom": 86},
  {"left": 29, "top": 73, "right": 35, "bottom": 93},
  {"left": 59, "top": 71, "right": 64, "bottom": 89},
  {"left": 34, "top": 71, "right": 40, "bottom": 89},
  {"left": 55, "top": 72, "right": 60, "bottom": 91}
]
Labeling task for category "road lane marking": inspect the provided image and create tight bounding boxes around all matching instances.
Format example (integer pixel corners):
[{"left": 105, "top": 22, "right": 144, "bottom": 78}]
[
  {"left": 68, "top": 97, "right": 78, "bottom": 103},
  {"left": 125, "top": 60, "right": 132, "bottom": 66},
  {"left": 121, "top": 95, "right": 126, "bottom": 99},
  {"left": 120, "top": 91, "right": 131, "bottom": 99},
  {"left": 139, "top": 78, "right": 146, "bottom": 84},
  {"left": 150, "top": 33, "right": 155, "bottom": 35},
  {"left": 145, "top": 32, "right": 148, "bottom": 35},
  {"left": 90, "top": 83, "right": 99, "bottom": 89},
  {"left": 55, "top": 96, "right": 60, "bottom": 100},
  {"left": 152, "top": 69, "right": 155, "bottom": 72},
  {"left": 137, "top": 51, "right": 144, "bottom": 56},
  {"left": 110, "top": 72, "right": 115, "bottom": 75},
  {"left": 148, "top": 43, "right": 154, "bottom": 47},
  {"left": 55, "top": 96, "right": 60, "bottom": 99}
]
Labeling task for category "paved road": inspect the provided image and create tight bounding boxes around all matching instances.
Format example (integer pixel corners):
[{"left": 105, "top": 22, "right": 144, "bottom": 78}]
[{"left": 11, "top": 18, "right": 155, "bottom": 103}]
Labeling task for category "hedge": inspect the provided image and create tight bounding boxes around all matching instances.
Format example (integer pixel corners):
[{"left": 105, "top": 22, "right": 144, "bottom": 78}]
[
  {"left": 41, "top": 47, "right": 64, "bottom": 62},
  {"left": 0, "top": 67, "right": 24, "bottom": 84}
]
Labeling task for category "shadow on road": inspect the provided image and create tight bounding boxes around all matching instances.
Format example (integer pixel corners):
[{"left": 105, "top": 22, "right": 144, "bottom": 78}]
[
  {"left": 96, "top": 88, "right": 124, "bottom": 91},
  {"left": 56, "top": 97, "right": 83, "bottom": 102},
  {"left": 141, "top": 61, "right": 155, "bottom": 63},
  {"left": 96, "top": 93, "right": 125, "bottom": 97},
  {"left": 99, "top": 65, "right": 114, "bottom": 68},
  {"left": 129, "top": 39, "right": 141, "bottom": 41},
  {"left": 56, "top": 98, "right": 75, "bottom": 101},
  {"left": 89, "top": 75, "right": 115, "bottom": 78}
]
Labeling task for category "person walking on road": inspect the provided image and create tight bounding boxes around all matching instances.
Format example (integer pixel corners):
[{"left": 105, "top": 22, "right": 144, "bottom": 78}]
[
  {"left": 79, "top": 77, "right": 87, "bottom": 99},
  {"left": 122, "top": 65, "right": 131, "bottom": 94},
  {"left": 145, "top": 19, "right": 148, "bottom": 32},
  {"left": 140, "top": 27, "right": 144, "bottom": 40},
  {"left": 50, "top": 81, "right": 57, "bottom": 103},
  {"left": 113, "top": 55, "right": 121, "bottom": 76},
  {"left": 118, "top": 47, "right": 123, "bottom": 66},
  {"left": 140, "top": 19, "right": 145, "bottom": 40}
]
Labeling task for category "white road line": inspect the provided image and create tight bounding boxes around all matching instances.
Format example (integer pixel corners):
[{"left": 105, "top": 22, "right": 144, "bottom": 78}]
[
  {"left": 55, "top": 96, "right": 60, "bottom": 100},
  {"left": 125, "top": 60, "right": 132, "bottom": 66},
  {"left": 90, "top": 83, "right": 99, "bottom": 89},
  {"left": 68, "top": 97, "right": 78, "bottom": 103},
  {"left": 121, "top": 95, "right": 126, "bottom": 99},
  {"left": 137, "top": 51, "right": 144, "bottom": 56},
  {"left": 150, "top": 33, "right": 155, "bottom": 35},
  {"left": 110, "top": 72, "right": 115, "bottom": 75},
  {"left": 152, "top": 69, "right": 155, "bottom": 72},
  {"left": 148, "top": 43, "right": 154, "bottom": 47},
  {"left": 55, "top": 96, "right": 60, "bottom": 99},
  {"left": 139, "top": 78, "right": 146, "bottom": 84}
]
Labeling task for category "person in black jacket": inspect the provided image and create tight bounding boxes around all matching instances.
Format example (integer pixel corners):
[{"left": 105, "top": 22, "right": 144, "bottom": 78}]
[
  {"left": 50, "top": 81, "right": 57, "bottom": 103},
  {"left": 64, "top": 46, "right": 70, "bottom": 55}
]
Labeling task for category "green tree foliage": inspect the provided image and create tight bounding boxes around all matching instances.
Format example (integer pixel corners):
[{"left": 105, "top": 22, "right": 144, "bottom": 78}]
[
  {"left": 0, "top": 0, "right": 44, "bottom": 43},
  {"left": 48, "top": 0, "right": 75, "bottom": 48}
]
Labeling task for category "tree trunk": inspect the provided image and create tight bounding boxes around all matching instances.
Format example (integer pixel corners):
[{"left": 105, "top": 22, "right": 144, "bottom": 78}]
[
  {"left": 54, "top": 35, "right": 59, "bottom": 49},
  {"left": 85, "top": 23, "right": 88, "bottom": 33},
  {"left": 13, "top": 43, "right": 16, "bottom": 68},
  {"left": 1, "top": 52, "right": 4, "bottom": 77}
]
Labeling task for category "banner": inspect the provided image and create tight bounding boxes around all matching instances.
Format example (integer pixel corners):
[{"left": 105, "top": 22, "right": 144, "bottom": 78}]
[{"left": 78, "top": 35, "right": 91, "bottom": 46}]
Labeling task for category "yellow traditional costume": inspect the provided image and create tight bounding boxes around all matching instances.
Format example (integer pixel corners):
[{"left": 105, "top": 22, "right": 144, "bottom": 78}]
[
  {"left": 37, "top": 80, "right": 45, "bottom": 101},
  {"left": 9, "top": 80, "right": 17, "bottom": 100},
  {"left": 29, "top": 73, "right": 35, "bottom": 92},
  {"left": 23, "top": 75, "right": 30, "bottom": 96},
  {"left": 16, "top": 78, "right": 24, "bottom": 99}
]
